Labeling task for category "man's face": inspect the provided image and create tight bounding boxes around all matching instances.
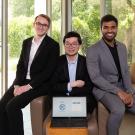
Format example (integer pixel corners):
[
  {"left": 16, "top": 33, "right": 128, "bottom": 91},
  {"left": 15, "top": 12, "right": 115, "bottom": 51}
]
[
  {"left": 101, "top": 21, "right": 118, "bottom": 42},
  {"left": 33, "top": 16, "right": 49, "bottom": 37},
  {"left": 64, "top": 37, "right": 80, "bottom": 56}
]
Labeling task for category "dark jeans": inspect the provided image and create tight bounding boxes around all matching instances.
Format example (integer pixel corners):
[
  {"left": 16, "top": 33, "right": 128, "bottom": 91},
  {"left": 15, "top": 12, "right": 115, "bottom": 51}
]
[{"left": 0, "top": 83, "right": 48, "bottom": 135}]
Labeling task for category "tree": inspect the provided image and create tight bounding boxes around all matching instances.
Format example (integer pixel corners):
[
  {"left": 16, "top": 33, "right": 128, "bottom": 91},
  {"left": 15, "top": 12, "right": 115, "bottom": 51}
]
[
  {"left": 105, "top": 0, "right": 112, "bottom": 14},
  {"left": 52, "top": 0, "right": 61, "bottom": 20},
  {"left": 8, "top": 16, "right": 33, "bottom": 57},
  {"left": 9, "top": 0, "right": 34, "bottom": 17},
  {"left": 72, "top": 0, "right": 88, "bottom": 18},
  {"left": 111, "top": 0, "right": 135, "bottom": 63},
  {"left": 126, "top": 0, "right": 135, "bottom": 62},
  {"left": 72, "top": 0, "right": 100, "bottom": 54}
]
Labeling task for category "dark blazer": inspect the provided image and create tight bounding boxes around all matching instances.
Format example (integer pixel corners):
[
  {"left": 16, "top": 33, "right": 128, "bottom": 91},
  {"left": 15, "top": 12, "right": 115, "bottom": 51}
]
[
  {"left": 13, "top": 34, "right": 60, "bottom": 90},
  {"left": 51, "top": 54, "right": 96, "bottom": 112}
]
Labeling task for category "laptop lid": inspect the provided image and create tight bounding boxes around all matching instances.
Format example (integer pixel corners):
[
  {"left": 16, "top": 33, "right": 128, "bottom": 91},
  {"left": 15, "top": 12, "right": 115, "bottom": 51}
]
[{"left": 52, "top": 97, "right": 87, "bottom": 118}]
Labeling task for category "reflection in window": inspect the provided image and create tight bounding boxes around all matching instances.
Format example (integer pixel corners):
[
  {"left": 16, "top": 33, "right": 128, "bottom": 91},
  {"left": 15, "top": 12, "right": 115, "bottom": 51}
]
[{"left": 72, "top": 0, "right": 100, "bottom": 55}]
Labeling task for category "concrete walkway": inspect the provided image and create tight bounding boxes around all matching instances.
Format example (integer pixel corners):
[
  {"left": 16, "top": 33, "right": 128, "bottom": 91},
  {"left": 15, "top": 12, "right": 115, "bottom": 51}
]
[{"left": 22, "top": 104, "right": 32, "bottom": 135}]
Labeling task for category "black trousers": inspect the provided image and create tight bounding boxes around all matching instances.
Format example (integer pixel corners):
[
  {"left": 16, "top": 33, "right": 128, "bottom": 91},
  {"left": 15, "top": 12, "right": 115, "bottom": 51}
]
[{"left": 0, "top": 83, "right": 48, "bottom": 135}]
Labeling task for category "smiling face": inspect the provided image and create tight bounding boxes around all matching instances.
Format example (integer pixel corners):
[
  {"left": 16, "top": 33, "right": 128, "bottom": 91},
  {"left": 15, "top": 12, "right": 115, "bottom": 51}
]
[
  {"left": 33, "top": 16, "right": 49, "bottom": 37},
  {"left": 101, "top": 21, "right": 118, "bottom": 42},
  {"left": 64, "top": 37, "right": 80, "bottom": 57}
]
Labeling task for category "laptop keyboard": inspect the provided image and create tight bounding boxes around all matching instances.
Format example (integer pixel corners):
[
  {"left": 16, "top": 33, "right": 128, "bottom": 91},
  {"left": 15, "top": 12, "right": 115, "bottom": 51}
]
[{"left": 51, "top": 117, "right": 88, "bottom": 127}]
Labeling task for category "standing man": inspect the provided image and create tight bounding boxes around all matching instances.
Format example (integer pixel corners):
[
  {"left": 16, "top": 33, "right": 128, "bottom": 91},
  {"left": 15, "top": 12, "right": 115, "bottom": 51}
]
[
  {"left": 0, "top": 14, "right": 59, "bottom": 135},
  {"left": 86, "top": 14, "right": 135, "bottom": 135},
  {"left": 51, "top": 31, "right": 96, "bottom": 113}
]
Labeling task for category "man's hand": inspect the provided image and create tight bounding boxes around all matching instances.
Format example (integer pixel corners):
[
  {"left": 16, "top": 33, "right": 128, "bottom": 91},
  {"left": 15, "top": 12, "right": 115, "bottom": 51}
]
[
  {"left": 70, "top": 80, "right": 85, "bottom": 88},
  {"left": 117, "top": 90, "right": 134, "bottom": 106},
  {"left": 14, "top": 84, "right": 32, "bottom": 96},
  {"left": 126, "top": 93, "right": 134, "bottom": 107}
]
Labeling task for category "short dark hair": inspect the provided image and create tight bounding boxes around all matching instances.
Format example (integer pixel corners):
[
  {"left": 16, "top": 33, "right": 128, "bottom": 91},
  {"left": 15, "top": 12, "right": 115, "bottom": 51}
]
[
  {"left": 34, "top": 14, "right": 51, "bottom": 27},
  {"left": 63, "top": 31, "right": 82, "bottom": 45},
  {"left": 101, "top": 14, "right": 118, "bottom": 28}
]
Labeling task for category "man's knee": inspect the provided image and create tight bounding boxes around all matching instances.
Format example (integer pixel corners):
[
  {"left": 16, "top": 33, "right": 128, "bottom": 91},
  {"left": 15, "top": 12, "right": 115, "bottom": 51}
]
[
  {"left": 111, "top": 106, "right": 125, "bottom": 119},
  {"left": 5, "top": 96, "right": 24, "bottom": 113},
  {"left": 0, "top": 100, "right": 7, "bottom": 113},
  {"left": 5, "top": 98, "right": 18, "bottom": 113}
]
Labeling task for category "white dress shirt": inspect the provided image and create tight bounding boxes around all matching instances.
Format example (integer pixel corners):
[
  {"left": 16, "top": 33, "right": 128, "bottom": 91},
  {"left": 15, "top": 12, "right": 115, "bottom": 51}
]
[
  {"left": 26, "top": 35, "right": 45, "bottom": 79},
  {"left": 66, "top": 54, "right": 78, "bottom": 95}
]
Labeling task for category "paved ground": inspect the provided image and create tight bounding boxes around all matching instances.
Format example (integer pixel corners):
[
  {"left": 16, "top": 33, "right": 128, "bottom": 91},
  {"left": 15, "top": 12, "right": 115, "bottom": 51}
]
[
  {"left": 22, "top": 104, "right": 32, "bottom": 135},
  {"left": 0, "top": 72, "right": 32, "bottom": 135}
]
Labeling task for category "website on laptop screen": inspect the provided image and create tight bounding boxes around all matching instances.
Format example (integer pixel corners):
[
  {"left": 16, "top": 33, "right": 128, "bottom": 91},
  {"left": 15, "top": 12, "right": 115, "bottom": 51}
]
[{"left": 52, "top": 97, "right": 86, "bottom": 117}]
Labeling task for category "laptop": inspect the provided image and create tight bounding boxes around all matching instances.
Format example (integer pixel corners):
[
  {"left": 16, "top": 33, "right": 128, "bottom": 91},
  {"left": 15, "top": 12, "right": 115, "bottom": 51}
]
[{"left": 51, "top": 96, "right": 88, "bottom": 128}]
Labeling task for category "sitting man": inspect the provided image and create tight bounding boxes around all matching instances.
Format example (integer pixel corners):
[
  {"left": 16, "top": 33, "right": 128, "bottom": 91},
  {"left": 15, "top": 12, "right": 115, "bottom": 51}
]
[
  {"left": 0, "top": 14, "right": 59, "bottom": 135},
  {"left": 51, "top": 31, "right": 96, "bottom": 113},
  {"left": 86, "top": 14, "right": 135, "bottom": 135}
]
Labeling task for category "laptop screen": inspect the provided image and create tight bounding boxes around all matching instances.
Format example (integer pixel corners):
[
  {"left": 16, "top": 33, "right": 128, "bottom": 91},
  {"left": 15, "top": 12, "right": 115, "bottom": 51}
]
[{"left": 52, "top": 97, "right": 87, "bottom": 117}]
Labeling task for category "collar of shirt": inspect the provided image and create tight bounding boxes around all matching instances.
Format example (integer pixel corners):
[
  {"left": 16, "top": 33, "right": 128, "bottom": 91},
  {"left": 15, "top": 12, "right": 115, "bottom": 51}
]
[
  {"left": 66, "top": 54, "right": 78, "bottom": 64},
  {"left": 32, "top": 34, "right": 46, "bottom": 46},
  {"left": 66, "top": 54, "right": 78, "bottom": 94},
  {"left": 102, "top": 37, "right": 117, "bottom": 48}
]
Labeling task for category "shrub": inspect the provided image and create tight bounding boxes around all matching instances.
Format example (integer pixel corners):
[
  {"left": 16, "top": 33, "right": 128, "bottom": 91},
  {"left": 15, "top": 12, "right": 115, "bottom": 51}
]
[{"left": 8, "top": 16, "right": 33, "bottom": 57}]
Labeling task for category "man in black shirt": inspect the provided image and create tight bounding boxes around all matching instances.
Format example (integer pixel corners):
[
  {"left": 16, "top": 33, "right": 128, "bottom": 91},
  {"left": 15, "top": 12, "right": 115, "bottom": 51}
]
[{"left": 86, "top": 14, "right": 135, "bottom": 135}]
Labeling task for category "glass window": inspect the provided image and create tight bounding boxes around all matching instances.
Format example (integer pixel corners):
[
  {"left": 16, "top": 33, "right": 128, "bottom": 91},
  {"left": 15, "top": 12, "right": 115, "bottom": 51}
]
[
  {"left": 106, "top": 0, "right": 135, "bottom": 63},
  {"left": 8, "top": 0, "right": 34, "bottom": 87},
  {"left": 0, "top": 1, "right": 1, "bottom": 97},
  {"left": 72, "top": 0, "right": 100, "bottom": 55},
  {"left": 51, "top": 0, "right": 61, "bottom": 43},
  {"left": 8, "top": 1, "right": 34, "bottom": 134}
]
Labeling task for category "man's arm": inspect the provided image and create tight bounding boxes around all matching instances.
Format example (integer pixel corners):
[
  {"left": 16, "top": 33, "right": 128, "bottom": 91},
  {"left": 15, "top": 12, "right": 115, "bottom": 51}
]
[
  {"left": 120, "top": 44, "right": 135, "bottom": 94},
  {"left": 86, "top": 47, "right": 120, "bottom": 94},
  {"left": 29, "top": 43, "right": 60, "bottom": 89},
  {"left": 13, "top": 39, "right": 28, "bottom": 85}
]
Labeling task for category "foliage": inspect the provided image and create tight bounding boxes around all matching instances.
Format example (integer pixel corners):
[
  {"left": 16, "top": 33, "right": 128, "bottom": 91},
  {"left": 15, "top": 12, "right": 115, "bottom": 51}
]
[
  {"left": 52, "top": 29, "right": 60, "bottom": 43},
  {"left": 105, "top": 0, "right": 112, "bottom": 14},
  {"left": 72, "top": 17, "right": 90, "bottom": 55},
  {"left": 9, "top": 0, "right": 34, "bottom": 17},
  {"left": 52, "top": 0, "right": 61, "bottom": 21},
  {"left": 8, "top": 16, "right": 33, "bottom": 57},
  {"left": 110, "top": 0, "right": 135, "bottom": 63},
  {"left": 72, "top": 1, "right": 100, "bottom": 54},
  {"left": 8, "top": 0, "right": 101, "bottom": 56},
  {"left": 51, "top": 20, "right": 61, "bottom": 43},
  {"left": 86, "top": 5, "right": 100, "bottom": 43},
  {"left": 72, "top": 0, "right": 88, "bottom": 18},
  {"left": 8, "top": 0, "right": 135, "bottom": 62}
]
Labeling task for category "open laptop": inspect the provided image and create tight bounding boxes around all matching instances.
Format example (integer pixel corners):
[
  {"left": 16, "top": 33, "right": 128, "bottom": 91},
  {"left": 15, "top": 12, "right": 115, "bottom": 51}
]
[{"left": 51, "top": 96, "right": 88, "bottom": 128}]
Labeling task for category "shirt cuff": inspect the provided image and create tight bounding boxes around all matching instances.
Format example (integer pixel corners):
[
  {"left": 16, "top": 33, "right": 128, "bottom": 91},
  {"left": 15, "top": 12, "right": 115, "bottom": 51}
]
[
  {"left": 128, "top": 89, "right": 135, "bottom": 95},
  {"left": 27, "top": 84, "right": 33, "bottom": 90},
  {"left": 67, "top": 82, "right": 72, "bottom": 92},
  {"left": 14, "top": 85, "right": 20, "bottom": 89}
]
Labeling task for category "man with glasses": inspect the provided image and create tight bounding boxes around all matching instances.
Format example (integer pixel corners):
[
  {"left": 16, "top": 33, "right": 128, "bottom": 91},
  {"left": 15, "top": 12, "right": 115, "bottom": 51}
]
[
  {"left": 51, "top": 31, "right": 96, "bottom": 113},
  {"left": 0, "top": 14, "right": 59, "bottom": 135}
]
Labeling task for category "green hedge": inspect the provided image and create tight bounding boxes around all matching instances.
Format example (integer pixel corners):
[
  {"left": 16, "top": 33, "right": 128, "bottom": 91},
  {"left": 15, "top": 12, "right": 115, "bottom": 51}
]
[{"left": 8, "top": 16, "right": 33, "bottom": 57}]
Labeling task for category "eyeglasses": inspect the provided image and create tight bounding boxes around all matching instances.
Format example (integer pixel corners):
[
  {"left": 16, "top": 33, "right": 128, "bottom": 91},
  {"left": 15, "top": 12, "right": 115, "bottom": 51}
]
[
  {"left": 64, "top": 42, "right": 79, "bottom": 48},
  {"left": 35, "top": 22, "right": 49, "bottom": 28}
]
